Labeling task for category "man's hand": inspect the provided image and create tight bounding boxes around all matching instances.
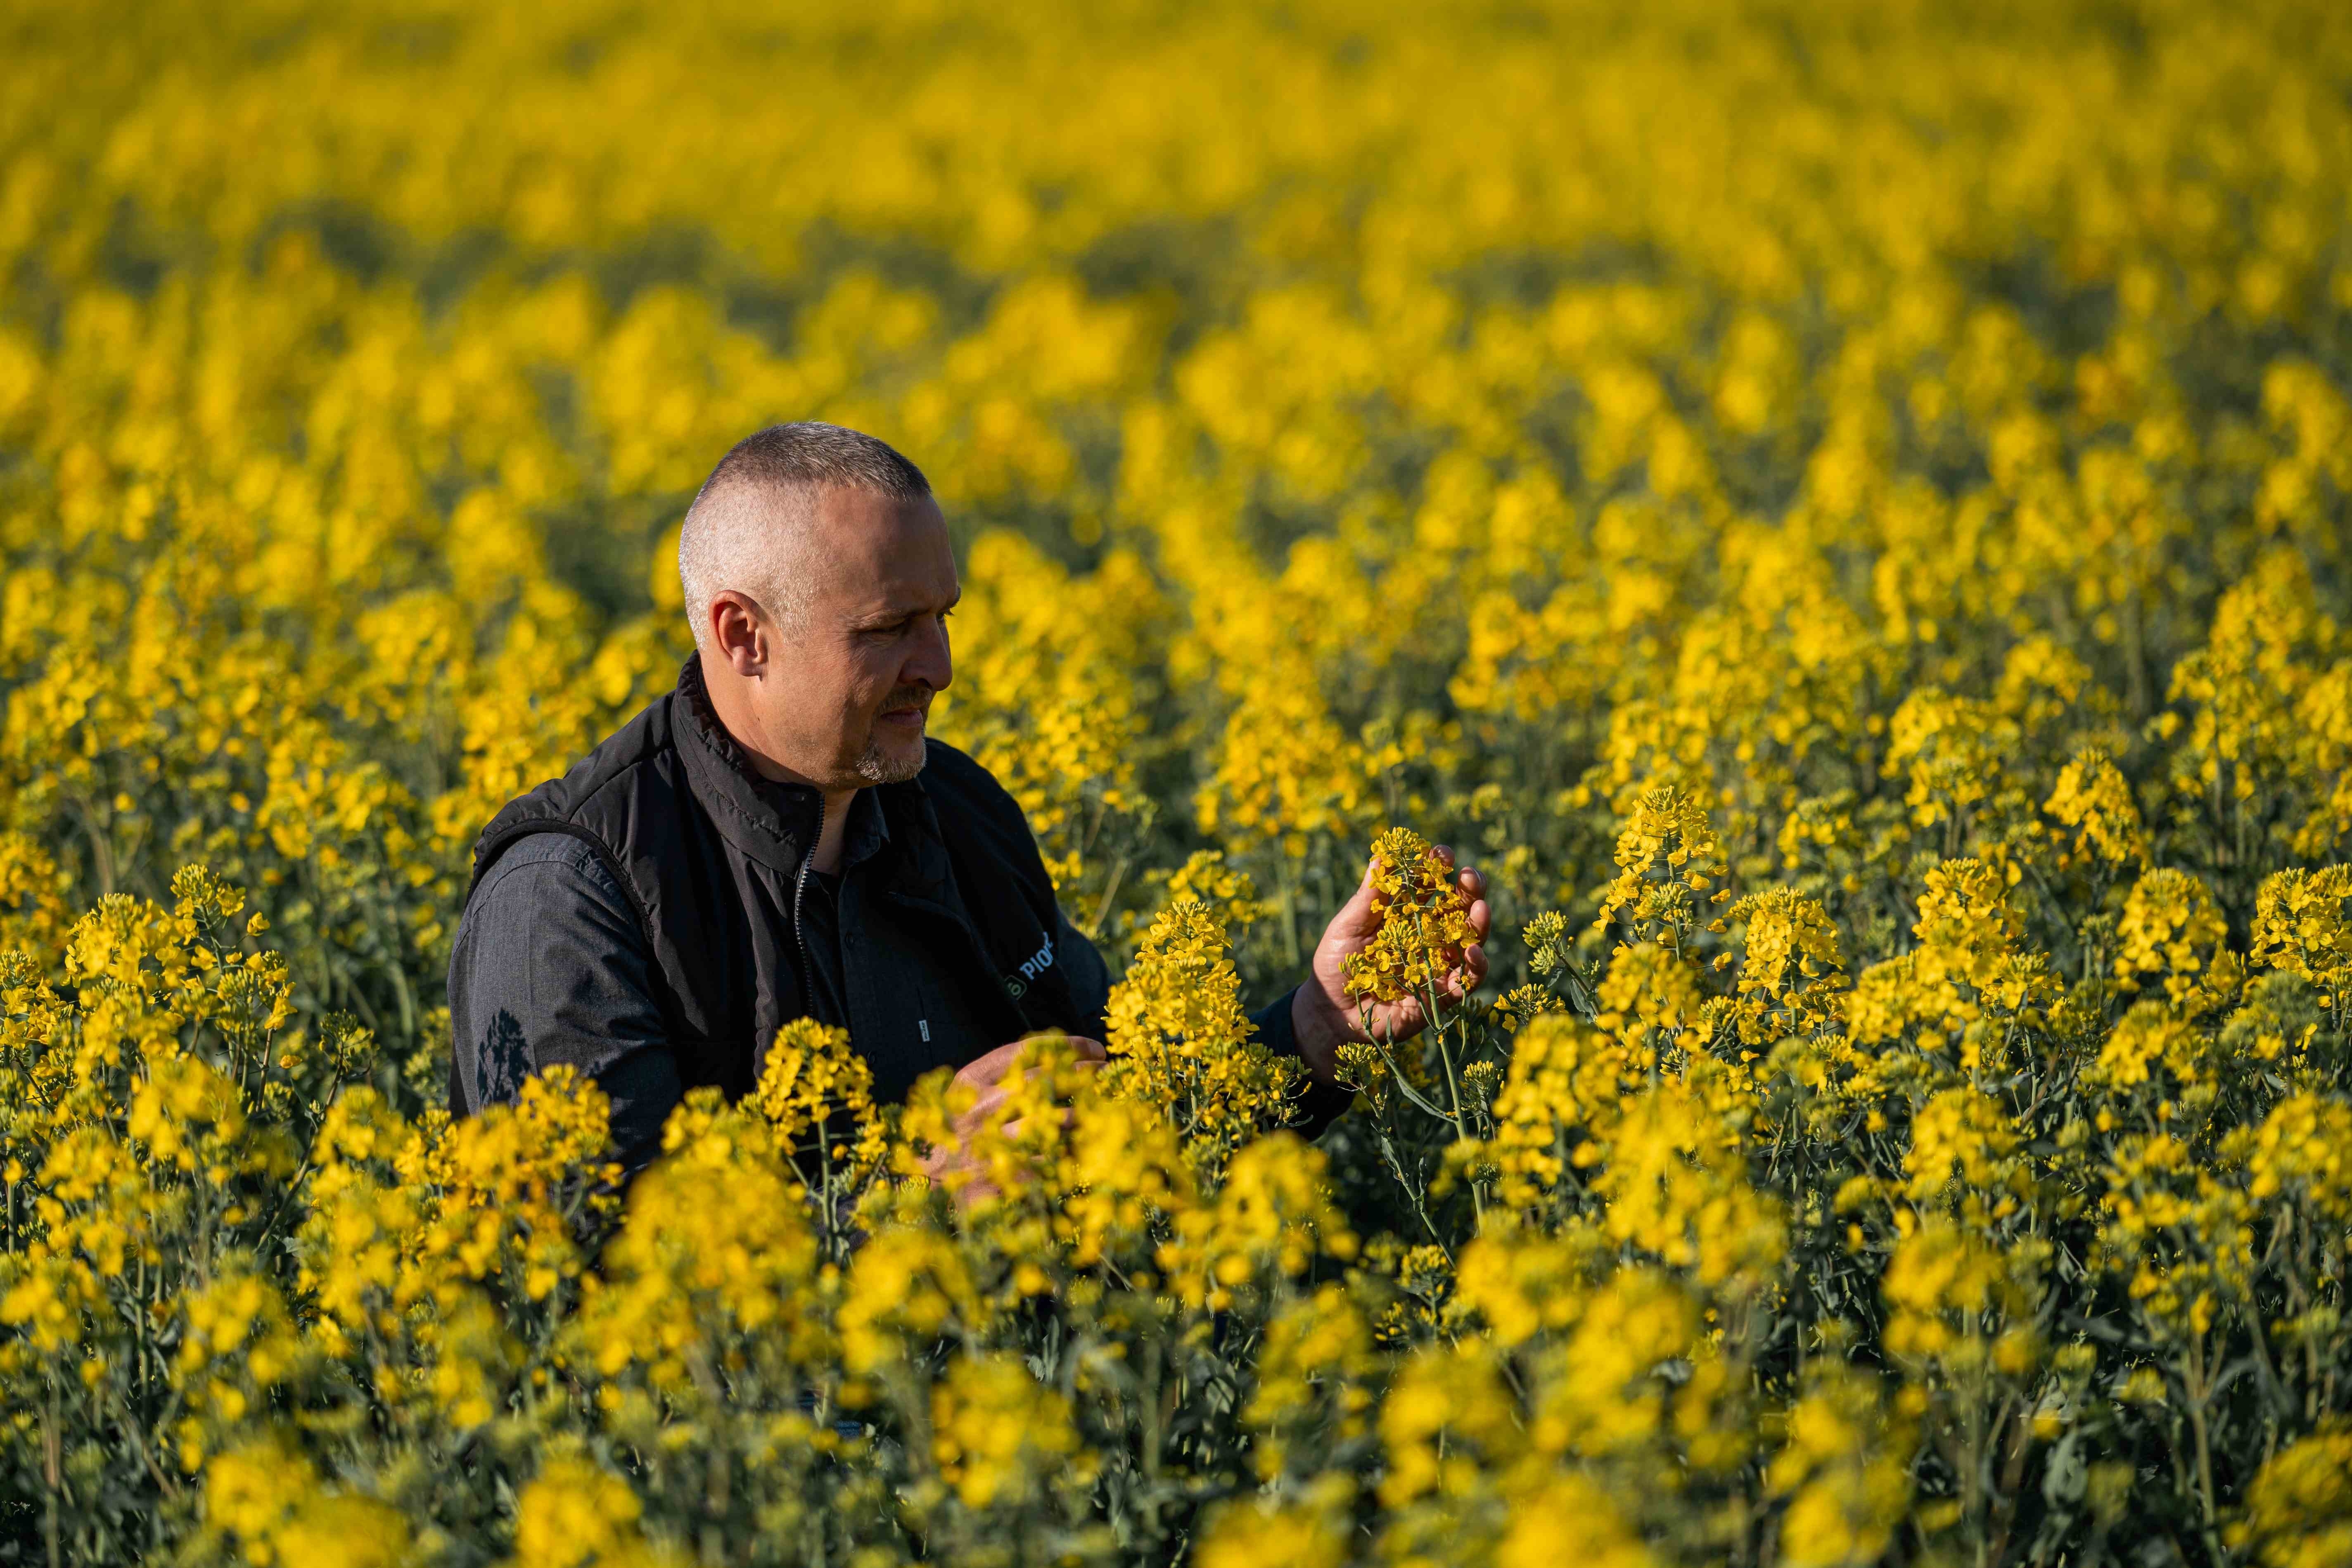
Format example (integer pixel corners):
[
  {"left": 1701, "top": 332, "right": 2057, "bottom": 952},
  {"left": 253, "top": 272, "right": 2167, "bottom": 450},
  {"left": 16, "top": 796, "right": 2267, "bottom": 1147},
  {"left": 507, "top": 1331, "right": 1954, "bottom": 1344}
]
[
  {"left": 1290, "top": 849, "right": 1489, "bottom": 1082},
  {"left": 920, "top": 1033, "right": 1105, "bottom": 1207}
]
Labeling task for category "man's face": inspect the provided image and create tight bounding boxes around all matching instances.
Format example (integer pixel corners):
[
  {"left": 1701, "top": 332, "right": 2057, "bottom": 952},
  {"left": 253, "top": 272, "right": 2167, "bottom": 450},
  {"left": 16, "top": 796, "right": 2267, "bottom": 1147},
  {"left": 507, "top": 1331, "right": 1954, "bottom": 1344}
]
[{"left": 751, "top": 487, "right": 958, "bottom": 790}]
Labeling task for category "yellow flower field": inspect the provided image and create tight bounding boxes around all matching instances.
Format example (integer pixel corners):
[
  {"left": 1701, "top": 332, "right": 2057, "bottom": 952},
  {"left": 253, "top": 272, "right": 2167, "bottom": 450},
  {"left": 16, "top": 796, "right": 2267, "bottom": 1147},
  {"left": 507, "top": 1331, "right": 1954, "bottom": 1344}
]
[{"left": 5, "top": 0, "right": 2352, "bottom": 1561}]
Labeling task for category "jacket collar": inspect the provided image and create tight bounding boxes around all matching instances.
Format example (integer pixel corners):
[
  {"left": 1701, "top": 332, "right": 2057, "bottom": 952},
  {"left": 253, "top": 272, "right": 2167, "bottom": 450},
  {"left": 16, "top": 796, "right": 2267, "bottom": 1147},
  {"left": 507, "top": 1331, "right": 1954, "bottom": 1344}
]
[
  {"left": 672, "top": 654, "right": 823, "bottom": 876},
  {"left": 671, "top": 655, "right": 943, "bottom": 887}
]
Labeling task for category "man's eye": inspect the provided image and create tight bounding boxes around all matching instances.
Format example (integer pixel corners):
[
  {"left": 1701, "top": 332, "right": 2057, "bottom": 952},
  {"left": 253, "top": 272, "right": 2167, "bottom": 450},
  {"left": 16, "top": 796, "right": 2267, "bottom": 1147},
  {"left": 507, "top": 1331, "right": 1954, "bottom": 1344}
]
[{"left": 864, "top": 608, "right": 950, "bottom": 637}]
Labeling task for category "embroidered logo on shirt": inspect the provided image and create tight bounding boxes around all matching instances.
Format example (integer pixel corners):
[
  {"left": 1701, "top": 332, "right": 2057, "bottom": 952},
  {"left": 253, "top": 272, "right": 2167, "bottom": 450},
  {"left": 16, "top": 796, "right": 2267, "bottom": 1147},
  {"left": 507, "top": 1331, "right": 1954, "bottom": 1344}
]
[{"left": 1003, "top": 932, "right": 1055, "bottom": 999}]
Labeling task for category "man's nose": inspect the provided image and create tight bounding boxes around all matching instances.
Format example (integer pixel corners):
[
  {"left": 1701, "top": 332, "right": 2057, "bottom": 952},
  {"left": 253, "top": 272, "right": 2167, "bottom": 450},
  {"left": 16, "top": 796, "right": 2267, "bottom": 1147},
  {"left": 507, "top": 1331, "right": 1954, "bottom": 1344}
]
[{"left": 907, "top": 614, "right": 953, "bottom": 693}]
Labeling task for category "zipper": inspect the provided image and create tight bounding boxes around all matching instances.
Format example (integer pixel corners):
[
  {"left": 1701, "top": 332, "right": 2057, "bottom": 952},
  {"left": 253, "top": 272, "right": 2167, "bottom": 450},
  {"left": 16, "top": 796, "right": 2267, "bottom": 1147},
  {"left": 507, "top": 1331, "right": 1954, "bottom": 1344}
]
[{"left": 791, "top": 793, "right": 826, "bottom": 1006}]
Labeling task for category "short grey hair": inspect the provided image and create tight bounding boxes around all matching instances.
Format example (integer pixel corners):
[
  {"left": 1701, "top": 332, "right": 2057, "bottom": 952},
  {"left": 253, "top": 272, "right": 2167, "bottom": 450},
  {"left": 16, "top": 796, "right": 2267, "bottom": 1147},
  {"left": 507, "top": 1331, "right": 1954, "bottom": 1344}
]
[{"left": 676, "top": 422, "right": 932, "bottom": 650}]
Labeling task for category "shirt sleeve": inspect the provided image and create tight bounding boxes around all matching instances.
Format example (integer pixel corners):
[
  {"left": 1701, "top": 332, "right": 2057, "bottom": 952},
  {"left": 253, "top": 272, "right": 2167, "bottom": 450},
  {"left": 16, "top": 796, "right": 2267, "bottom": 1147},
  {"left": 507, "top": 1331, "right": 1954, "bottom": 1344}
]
[
  {"left": 1249, "top": 986, "right": 1358, "bottom": 1139},
  {"left": 1051, "top": 904, "right": 1114, "bottom": 1037},
  {"left": 446, "top": 833, "right": 682, "bottom": 1173}
]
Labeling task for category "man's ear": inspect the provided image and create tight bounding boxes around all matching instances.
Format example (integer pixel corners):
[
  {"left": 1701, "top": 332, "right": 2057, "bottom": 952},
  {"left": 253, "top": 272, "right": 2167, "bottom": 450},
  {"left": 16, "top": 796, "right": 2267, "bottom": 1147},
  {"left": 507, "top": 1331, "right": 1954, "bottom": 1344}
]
[{"left": 709, "top": 591, "right": 768, "bottom": 676}]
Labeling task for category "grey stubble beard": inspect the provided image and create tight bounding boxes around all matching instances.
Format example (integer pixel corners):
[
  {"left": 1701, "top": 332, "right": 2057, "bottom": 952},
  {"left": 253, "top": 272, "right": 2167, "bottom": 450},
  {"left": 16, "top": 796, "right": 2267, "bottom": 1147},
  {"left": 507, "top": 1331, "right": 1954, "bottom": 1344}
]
[
  {"left": 854, "top": 733, "right": 927, "bottom": 784},
  {"left": 855, "top": 686, "right": 934, "bottom": 784}
]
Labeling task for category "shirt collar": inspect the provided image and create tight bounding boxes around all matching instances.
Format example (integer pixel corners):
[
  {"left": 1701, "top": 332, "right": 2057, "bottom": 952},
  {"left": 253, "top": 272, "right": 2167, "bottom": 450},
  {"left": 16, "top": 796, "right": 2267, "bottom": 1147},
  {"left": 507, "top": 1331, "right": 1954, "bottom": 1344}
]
[{"left": 835, "top": 782, "right": 892, "bottom": 873}]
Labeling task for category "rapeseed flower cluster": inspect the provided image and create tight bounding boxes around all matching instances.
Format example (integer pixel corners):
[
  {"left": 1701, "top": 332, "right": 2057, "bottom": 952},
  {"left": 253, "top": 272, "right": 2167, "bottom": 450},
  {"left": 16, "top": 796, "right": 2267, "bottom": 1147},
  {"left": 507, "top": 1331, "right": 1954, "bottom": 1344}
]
[
  {"left": 1344, "top": 828, "right": 1480, "bottom": 1013},
  {"left": 7, "top": 0, "right": 2352, "bottom": 1563}
]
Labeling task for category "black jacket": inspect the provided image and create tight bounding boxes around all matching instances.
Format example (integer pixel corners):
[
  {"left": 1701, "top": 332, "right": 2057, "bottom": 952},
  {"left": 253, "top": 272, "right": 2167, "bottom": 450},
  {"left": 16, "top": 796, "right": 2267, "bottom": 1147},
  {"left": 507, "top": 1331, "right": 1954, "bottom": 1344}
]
[{"left": 446, "top": 655, "right": 1126, "bottom": 1150}]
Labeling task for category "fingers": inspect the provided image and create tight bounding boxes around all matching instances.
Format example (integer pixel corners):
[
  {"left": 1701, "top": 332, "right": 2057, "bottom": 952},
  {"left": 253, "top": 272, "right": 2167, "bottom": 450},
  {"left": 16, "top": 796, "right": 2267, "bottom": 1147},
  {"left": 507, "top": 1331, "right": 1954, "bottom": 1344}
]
[
  {"left": 954, "top": 1032, "right": 1107, "bottom": 1088},
  {"left": 1437, "top": 943, "right": 1487, "bottom": 988},
  {"left": 920, "top": 1143, "right": 997, "bottom": 1208},
  {"left": 1434, "top": 847, "right": 1489, "bottom": 921},
  {"left": 950, "top": 1040, "right": 1103, "bottom": 1136},
  {"left": 958, "top": 1083, "right": 1013, "bottom": 1129},
  {"left": 1431, "top": 944, "right": 1489, "bottom": 1008},
  {"left": 1428, "top": 846, "right": 1491, "bottom": 985},
  {"left": 1370, "top": 996, "right": 1430, "bottom": 1042},
  {"left": 952, "top": 1069, "right": 1098, "bottom": 1136},
  {"left": 996, "top": 1105, "right": 1081, "bottom": 1140},
  {"left": 926, "top": 1036, "right": 1101, "bottom": 1214},
  {"left": 952, "top": 1037, "right": 1034, "bottom": 1088},
  {"left": 1329, "top": 856, "right": 1381, "bottom": 940},
  {"left": 1023, "top": 1038, "right": 1103, "bottom": 1089}
]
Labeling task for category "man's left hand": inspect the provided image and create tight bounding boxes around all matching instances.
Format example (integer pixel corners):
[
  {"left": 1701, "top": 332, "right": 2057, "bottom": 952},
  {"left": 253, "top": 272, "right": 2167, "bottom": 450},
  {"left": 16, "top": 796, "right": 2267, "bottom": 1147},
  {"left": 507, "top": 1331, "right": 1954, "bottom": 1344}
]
[
  {"left": 922, "top": 1033, "right": 1105, "bottom": 1208},
  {"left": 1288, "top": 848, "right": 1489, "bottom": 1082}
]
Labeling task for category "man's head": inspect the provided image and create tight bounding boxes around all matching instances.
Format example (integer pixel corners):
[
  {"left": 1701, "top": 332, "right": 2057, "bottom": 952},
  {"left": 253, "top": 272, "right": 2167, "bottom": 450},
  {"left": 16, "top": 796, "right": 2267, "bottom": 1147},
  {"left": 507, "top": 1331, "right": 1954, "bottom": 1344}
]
[{"left": 678, "top": 422, "right": 957, "bottom": 791}]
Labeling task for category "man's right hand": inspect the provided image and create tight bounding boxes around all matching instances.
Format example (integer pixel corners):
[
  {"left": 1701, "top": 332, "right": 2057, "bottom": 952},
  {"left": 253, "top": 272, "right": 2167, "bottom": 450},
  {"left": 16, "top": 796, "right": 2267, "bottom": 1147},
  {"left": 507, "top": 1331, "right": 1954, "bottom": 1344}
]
[{"left": 920, "top": 1033, "right": 1105, "bottom": 1207}]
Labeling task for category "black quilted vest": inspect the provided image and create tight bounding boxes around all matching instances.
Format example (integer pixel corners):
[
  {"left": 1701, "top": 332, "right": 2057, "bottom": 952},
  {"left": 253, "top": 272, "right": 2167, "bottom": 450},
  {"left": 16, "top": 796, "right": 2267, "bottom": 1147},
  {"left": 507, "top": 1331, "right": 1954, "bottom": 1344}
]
[{"left": 448, "top": 656, "right": 1095, "bottom": 1112}]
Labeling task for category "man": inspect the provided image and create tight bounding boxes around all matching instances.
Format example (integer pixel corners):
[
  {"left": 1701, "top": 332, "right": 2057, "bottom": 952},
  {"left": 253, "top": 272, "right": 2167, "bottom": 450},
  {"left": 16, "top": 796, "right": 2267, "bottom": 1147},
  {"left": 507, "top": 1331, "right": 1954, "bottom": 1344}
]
[{"left": 447, "top": 422, "right": 1488, "bottom": 1173}]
